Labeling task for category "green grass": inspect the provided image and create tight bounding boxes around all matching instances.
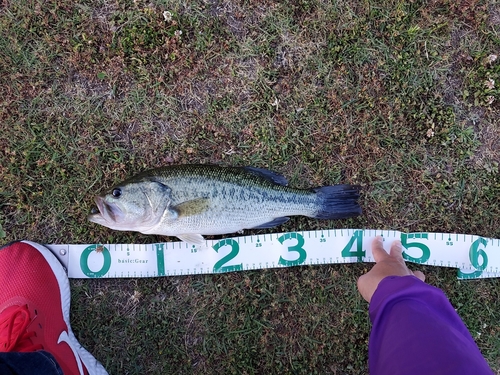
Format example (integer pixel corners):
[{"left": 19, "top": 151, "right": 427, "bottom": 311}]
[{"left": 1, "top": 0, "right": 500, "bottom": 373}]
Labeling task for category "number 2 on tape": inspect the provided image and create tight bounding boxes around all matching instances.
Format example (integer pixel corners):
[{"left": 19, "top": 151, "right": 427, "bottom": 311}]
[{"left": 213, "top": 239, "right": 243, "bottom": 273}]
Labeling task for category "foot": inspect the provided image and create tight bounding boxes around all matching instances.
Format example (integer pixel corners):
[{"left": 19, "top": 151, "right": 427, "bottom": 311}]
[{"left": 0, "top": 241, "right": 108, "bottom": 375}]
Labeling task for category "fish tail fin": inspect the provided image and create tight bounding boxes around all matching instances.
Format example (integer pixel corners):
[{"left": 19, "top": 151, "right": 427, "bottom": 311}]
[{"left": 311, "top": 185, "right": 362, "bottom": 219}]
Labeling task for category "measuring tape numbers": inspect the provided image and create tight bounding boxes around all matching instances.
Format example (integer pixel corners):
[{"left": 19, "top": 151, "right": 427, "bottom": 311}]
[{"left": 45, "top": 229, "right": 500, "bottom": 280}]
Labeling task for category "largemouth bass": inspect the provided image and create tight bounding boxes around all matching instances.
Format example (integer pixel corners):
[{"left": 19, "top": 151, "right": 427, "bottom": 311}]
[{"left": 88, "top": 164, "right": 362, "bottom": 244}]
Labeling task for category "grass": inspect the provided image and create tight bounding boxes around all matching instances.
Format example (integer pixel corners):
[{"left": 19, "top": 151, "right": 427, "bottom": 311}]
[{"left": 1, "top": 0, "right": 500, "bottom": 373}]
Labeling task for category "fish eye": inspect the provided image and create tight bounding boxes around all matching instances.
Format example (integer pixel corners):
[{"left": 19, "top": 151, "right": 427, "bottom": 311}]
[{"left": 112, "top": 188, "right": 122, "bottom": 198}]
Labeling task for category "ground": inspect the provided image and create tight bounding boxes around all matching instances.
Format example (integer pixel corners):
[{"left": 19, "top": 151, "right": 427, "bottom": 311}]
[{"left": 1, "top": 0, "right": 499, "bottom": 374}]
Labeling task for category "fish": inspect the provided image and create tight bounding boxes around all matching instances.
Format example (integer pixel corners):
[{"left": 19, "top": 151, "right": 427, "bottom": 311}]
[{"left": 88, "top": 164, "right": 362, "bottom": 244}]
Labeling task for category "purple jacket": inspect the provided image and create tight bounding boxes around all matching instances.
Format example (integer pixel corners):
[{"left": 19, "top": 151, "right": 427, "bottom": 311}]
[{"left": 369, "top": 276, "right": 493, "bottom": 375}]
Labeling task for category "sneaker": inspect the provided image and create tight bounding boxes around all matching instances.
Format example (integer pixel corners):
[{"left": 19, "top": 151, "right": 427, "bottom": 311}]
[{"left": 0, "top": 241, "right": 108, "bottom": 375}]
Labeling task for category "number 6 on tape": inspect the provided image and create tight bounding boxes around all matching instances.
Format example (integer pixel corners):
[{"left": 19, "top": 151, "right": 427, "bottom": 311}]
[{"left": 457, "top": 238, "right": 489, "bottom": 279}]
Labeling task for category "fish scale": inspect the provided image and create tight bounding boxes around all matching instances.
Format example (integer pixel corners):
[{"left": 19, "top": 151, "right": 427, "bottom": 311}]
[{"left": 159, "top": 174, "right": 318, "bottom": 230}]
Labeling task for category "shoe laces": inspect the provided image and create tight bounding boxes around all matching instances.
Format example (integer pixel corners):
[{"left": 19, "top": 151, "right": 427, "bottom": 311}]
[{"left": 0, "top": 305, "right": 43, "bottom": 352}]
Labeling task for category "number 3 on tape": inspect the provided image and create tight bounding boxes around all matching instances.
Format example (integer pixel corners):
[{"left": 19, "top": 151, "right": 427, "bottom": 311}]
[{"left": 278, "top": 233, "right": 307, "bottom": 266}]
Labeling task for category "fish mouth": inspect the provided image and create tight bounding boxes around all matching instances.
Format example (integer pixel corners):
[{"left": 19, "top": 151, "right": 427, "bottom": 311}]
[{"left": 88, "top": 196, "right": 123, "bottom": 224}]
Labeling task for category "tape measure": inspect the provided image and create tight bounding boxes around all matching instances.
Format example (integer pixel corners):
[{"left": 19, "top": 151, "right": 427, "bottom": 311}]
[{"left": 45, "top": 229, "right": 500, "bottom": 280}]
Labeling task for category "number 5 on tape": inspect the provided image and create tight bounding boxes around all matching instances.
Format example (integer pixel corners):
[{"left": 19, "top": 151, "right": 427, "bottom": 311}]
[{"left": 401, "top": 233, "right": 430, "bottom": 264}]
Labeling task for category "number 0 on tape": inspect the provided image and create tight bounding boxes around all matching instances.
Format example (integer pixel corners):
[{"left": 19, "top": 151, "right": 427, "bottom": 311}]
[{"left": 45, "top": 229, "right": 500, "bottom": 280}]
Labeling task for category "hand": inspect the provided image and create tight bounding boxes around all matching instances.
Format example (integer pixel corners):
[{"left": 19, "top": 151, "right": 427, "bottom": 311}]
[{"left": 357, "top": 236, "right": 426, "bottom": 303}]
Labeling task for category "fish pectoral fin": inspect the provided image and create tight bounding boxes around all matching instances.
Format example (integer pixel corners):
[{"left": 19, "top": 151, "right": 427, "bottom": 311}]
[
  {"left": 177, "top": 233, "right": 206, "bottom": 245},
  {"left": 250, "top": 217, "right": 290, "bottom": 229},
  {"left": 243, "top": 167, "right": 288, "bottom": 186},
  {"left": 173, "top": 198, "right": 210, "bottom": 217}
]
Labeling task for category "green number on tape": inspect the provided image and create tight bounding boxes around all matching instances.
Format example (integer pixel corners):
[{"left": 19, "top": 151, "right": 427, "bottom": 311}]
[
  {"left": 80, "top": 245, "right": 111, "bottom": 278},
  {"left": 458, "top": 238, "right": 488, "bottom": 279},
  {"left": 154, "top": 243, "right": 165, "bottom": 276},
  {"left": 213, "top": 239, "right": 243, "bottom": 273},
  {"left": 341, "top": 230, "right": 365, "bottom": 262},
  {"left": 401, "top": 233, "right": 430, "bottom": 264},
  {"left": 278, "top": 233, "right": 306, "bottom": 266}
]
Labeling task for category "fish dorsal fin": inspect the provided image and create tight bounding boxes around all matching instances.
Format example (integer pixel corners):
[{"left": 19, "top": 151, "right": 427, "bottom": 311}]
[
  {"left": 172, "top": 198, "right": 211, "bottom": 217},
  {"left": 243, "top": 167, "right": 288, "bottom": 186}
]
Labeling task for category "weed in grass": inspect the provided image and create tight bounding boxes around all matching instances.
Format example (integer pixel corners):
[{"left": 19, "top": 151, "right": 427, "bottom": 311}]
[{"left": 462, "top": 52, "right": 499, "bottom": 107}]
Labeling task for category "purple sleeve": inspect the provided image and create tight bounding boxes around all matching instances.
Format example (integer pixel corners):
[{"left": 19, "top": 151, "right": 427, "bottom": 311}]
[{"left": 368, "top": 275, "right": 493, "bottom": 375}]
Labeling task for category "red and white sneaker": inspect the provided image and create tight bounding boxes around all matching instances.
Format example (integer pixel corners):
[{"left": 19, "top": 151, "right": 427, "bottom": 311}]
[{"left": 0, "top": 241, "right": 108, "bottom": 375}]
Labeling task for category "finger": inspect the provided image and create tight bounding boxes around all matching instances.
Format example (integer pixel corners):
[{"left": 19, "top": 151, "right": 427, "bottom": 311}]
[
  {"left": 371, "top": 236, "right": 389, "bottom": 263},
  {"left": 413, "top": 270, "right": 426, "bottom": 282},
  {"left": 389, "top": 240, "right": 403, "bottom": 259}
]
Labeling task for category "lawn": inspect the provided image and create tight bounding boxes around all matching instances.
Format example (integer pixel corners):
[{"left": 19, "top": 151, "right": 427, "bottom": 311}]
[{"left": 1, "top": 0, "right": 500, "bottom": 373}]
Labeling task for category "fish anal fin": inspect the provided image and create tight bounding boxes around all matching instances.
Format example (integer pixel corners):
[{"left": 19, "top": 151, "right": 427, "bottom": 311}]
[
  {"left": 177, "top": 233, "right": 206, "bottom": 245},
  {"left": 250, "top": 217, "right": 290, "bottom": 229},
  {"left": 243, "top": 167, "right": 288, "bottom": 186}
]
